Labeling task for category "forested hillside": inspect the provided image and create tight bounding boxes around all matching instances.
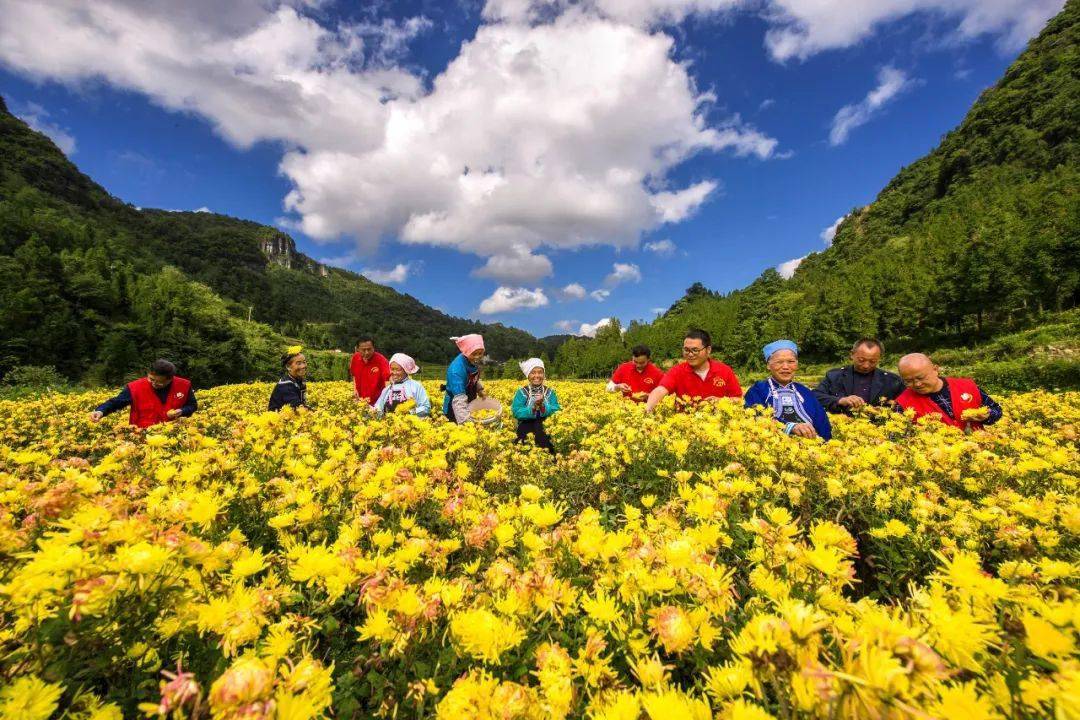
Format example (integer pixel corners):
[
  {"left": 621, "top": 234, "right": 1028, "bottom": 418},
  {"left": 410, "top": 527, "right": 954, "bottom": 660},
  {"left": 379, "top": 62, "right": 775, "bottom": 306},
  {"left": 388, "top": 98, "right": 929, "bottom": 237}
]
[
  {"left": 0, "top": 97, "right": 541, "bottom": 387},
  {"left": 556, "top": 0, "right": 1079, "bottom": 377}
]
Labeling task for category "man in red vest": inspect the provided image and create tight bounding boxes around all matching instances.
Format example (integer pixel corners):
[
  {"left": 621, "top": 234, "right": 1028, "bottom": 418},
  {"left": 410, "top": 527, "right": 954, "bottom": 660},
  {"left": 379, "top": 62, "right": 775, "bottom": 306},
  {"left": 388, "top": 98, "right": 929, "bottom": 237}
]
[
  {"left": 896, "top": 353, "right": 1002, "bottom": 430},
  {"left": 644, "top": 329, "right": 742, "bottom": 413},
  {"left": 89, "top": 359, "right": 196, "bottom": 428},
  {"left": 350, "top": 336, "right": 390, "bottom": 406},
  {"left": 607, "top": 344, "right": 664, "bottom": 402}
]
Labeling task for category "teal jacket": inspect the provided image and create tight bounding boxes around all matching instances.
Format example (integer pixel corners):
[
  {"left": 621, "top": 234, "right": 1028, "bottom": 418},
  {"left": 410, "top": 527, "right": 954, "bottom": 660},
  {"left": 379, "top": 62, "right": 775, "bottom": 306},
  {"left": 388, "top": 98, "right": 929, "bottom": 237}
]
[
  {"left": 511, "top": 385, "right": 561, "bottom": 420},
  {"left": 442, "top": 353, "right": 479, "bottom": 415}
]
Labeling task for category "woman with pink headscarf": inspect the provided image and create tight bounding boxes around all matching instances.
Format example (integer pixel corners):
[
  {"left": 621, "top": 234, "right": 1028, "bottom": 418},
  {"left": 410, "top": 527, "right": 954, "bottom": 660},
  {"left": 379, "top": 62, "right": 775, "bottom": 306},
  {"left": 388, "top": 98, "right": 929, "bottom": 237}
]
[
  {"left": 442, "top": 334, "right": 486, "bottom": 423},
  {"left": 374, "top": 353, "right": 430, "bottom": 417}
]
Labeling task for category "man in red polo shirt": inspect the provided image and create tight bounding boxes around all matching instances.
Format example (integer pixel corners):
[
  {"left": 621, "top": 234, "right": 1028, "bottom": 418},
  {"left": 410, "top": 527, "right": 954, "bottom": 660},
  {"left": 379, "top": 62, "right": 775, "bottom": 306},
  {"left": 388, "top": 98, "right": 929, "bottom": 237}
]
[
  {"left": 607, "top": 344, "right": 664, "bottom": 402},
  {"left": 350, "top": 336, "right": 390, "bottom": 406},
  {"left": 645, "top": 329, "right": 742, "bottom": 413}
]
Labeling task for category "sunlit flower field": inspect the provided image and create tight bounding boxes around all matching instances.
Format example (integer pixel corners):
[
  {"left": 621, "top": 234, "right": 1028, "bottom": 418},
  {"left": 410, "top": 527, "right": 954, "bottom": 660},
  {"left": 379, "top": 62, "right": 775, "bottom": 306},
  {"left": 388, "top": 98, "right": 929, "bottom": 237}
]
[{"left": 0, "top": 380, "right": 1077, "bottom": 720}]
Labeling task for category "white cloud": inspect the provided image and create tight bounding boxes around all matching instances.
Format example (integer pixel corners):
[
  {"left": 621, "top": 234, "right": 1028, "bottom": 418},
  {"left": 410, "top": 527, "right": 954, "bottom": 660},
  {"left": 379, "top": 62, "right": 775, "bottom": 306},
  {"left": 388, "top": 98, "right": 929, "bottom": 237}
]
[
  {"left": 362, "top": 263, "right": 412, "bottom": 284},
  {"left": 764, "top": 0, "right": 1064, "bottom": 62},
  {"left": 478, "top": 286, "right": 550, "bottom": 314},
  {"left": 577, "top": 317, "right": 613, "bottom": 337},
  {"left": 820, "top": 215, "right": 844, "bottom": 245},
  {"left": 643, "top": 238, "right": 676, "bottom": 256},
  {"left": 162, "top": 206, "right": 214, "bottom": 213},
  {"left": 604, "top": 262, "right": 643, "bottom": 287},
  {"left": 590, "top": 288, "right": 611, "bottom": 302},
  {"left": 555, "top": 314, "right": 626, "bottom": 336},
  {"left": 777, "top": 255, "right": 805, "bottom": 279},
  {"left": 651, "top": 306, "right": 667, "bottom": 314},
  {"left": 471, "top": 246, "right": 554, "bottom": 283},
  {"left": 558, "top": 283, "right": 587, "bottom": 301},
  {"left": 649, "top": 180, "right": 720, "bottom": 223},
  {"left": 0, "top": 3, "right": 424, "bottom": 151},
  {"left": 829, "top": 66, "right": 914, "bottom": 146},
  {"left": 14, "top": 101, "right": 76, "bottom": 155},
  {"left": 282, "top": 18, "right": 778, "bottom": 259},
  {"left": 484, "top": 0, "right": 740, "bottom": 27},
  {"left": 0, "top": 0, "right": 779, "bottom": 275}
]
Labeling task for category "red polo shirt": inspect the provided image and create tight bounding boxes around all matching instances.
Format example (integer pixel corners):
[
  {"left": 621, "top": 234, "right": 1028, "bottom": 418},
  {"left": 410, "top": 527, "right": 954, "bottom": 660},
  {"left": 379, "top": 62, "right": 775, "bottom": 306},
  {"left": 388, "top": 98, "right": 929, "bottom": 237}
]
[
  {"left": 659, "top": 359, "right": 742, "bottom": 405},
  {"left": 350, "top": 351, "right": 391, "bottom": 406},
  {"left": 611, "top": 361, "right": 664, "bottom": 402}
]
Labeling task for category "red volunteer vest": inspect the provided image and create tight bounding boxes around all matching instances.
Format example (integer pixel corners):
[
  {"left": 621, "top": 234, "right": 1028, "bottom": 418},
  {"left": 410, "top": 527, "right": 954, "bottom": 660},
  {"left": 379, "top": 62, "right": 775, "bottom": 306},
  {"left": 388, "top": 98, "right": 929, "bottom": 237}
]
[
  {"left": 127, "top": 376, "right": 191, "bottom": 428},
  {"left": 896, "top": 377, "right": 983, "bottom": 429}
]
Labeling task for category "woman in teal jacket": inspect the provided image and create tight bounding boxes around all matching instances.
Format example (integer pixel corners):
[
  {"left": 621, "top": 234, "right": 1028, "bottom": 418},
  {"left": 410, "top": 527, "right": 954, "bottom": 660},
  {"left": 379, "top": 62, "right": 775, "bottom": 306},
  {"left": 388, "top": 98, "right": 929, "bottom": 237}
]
[
  {"left": 511, "top": 358, "right": 560, "bottom": 454},
  {"left": 443, "top": 334, "right": 486, "bottom": 423}
]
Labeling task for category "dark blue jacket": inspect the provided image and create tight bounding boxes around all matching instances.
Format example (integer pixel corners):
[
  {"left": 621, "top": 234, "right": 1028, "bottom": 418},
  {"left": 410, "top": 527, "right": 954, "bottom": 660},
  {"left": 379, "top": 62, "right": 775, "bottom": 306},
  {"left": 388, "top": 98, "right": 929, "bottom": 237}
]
[
  {"left": 813, "top": 366, "right": 903, "bottom": 414},
  {"left": 745, "top": 379, "right": 832, "bottom": 441},
  {"left": 268, "top": 375, "right": 308, "bottom": 411}
]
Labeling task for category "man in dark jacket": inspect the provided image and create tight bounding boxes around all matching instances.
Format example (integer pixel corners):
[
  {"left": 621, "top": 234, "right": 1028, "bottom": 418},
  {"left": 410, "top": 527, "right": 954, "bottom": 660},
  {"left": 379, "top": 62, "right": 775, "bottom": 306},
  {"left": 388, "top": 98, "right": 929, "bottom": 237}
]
[{"left": 814, "top": 338, "right": 903, "bottom": 414}]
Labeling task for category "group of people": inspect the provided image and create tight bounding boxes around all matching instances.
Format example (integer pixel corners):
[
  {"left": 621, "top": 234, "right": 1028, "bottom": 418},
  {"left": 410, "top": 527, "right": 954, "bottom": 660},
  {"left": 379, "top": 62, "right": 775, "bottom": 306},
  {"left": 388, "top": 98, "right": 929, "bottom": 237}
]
[
  {"left": 89, "top": 328, "right": 1002, "bottom": 449},
  {"left": 606, "top": 329, "right": 1001, "bottom": 439}
]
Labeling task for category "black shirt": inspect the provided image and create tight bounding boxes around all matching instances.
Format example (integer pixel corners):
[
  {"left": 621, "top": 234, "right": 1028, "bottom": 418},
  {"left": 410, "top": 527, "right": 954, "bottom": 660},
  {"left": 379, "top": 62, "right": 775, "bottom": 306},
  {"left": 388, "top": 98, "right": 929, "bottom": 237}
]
[
  {"left": 851, "top": 370, "right": 874, "bottom": 402},
  {"left": 268, "top": 374, "right": 308, "bottom": 411}
]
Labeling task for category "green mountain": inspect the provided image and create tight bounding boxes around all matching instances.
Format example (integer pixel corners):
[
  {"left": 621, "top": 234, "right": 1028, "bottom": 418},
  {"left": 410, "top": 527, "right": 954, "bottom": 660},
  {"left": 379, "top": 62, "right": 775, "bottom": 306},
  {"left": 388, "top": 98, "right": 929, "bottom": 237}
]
[
  {"left": 0, "top": 96, "right": 542, "bottom": 387},
  {"left": 556, "top": 0, "right": 1080, "bottom": 378}
]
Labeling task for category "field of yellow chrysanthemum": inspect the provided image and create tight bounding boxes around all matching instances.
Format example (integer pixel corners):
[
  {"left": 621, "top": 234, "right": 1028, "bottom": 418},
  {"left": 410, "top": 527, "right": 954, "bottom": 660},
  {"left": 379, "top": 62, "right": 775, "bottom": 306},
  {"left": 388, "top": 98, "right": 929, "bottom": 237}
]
[{"left": 0, "top": 380, "right": 1077, "bottom": 720}]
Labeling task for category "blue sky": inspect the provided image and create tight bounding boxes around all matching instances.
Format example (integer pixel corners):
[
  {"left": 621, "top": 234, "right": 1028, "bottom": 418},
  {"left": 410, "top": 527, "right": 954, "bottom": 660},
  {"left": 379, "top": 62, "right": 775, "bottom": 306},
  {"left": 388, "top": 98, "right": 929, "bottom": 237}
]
[{"left": 0, "top": 0, "right": 1064, "bottom": 337}]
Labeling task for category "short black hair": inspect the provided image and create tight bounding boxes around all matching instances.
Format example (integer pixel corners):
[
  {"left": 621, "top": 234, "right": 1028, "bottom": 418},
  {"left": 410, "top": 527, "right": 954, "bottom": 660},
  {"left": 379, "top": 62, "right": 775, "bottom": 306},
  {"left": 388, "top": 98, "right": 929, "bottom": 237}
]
[
  {"left": 852, "top": 337, "right": 884, "bottom": 353},
  {"left": 149, "top": 359, "right": 176, "bottom": 378},
  {"left": 631, "top": 344, "right": 651, "bottom": 358},
  {"left": 356, "top": 336, "right": 375, "bottom": 347},
  {"left": 685, "top": 328, "right": 711, "bottom": 348}
]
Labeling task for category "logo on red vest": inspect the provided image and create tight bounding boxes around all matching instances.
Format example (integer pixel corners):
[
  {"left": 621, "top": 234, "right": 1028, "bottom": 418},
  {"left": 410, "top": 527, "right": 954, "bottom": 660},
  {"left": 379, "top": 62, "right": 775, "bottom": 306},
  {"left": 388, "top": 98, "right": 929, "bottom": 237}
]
[
  {"left": 371, "top": 367, "right": 379, "bottom": 373},
  {"left": 175, "top": 392, "right": 184, "bottom": 399},
  {"left": 713, "top": 378, "right": 725, "bottom": 387},
  {"left": 960, "top": 392, "right": 972, "bottom": 401},
  {"left": 644, "top": 378, "right": 655, "bottom": 385}
]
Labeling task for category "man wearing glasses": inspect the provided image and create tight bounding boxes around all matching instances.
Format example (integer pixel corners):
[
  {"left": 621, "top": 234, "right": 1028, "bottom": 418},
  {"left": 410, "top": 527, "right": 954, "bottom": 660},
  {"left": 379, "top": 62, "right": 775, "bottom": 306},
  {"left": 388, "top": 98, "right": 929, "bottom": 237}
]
[{"left": 644, "top": 329, "right": 742, "bottom": 413}]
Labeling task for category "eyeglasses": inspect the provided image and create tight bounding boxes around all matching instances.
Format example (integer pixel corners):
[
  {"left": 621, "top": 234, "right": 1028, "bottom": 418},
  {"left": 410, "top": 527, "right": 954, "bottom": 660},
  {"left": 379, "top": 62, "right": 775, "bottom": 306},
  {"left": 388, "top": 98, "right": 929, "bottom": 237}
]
[{"left": 682, "top": 346, "right": 707, "bottom": 356}]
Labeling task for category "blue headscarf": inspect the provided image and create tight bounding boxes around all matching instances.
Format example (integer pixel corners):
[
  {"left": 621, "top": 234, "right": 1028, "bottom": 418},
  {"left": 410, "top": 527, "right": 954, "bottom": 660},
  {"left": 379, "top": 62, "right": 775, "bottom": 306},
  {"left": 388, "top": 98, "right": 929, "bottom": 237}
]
[{"left": 763, "top": 339, "right": 799, "bottom": 362}]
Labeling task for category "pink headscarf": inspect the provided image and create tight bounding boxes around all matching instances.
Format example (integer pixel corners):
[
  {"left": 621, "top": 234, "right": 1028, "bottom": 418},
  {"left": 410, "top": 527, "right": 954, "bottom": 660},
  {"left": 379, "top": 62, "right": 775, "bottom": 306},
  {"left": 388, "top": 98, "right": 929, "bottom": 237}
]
[
  {"left": 388, "top": 353, "right": 419, "bottom": 376},
  {"left": 452, "top": 334, "right": 485, "bottom": 356}
]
